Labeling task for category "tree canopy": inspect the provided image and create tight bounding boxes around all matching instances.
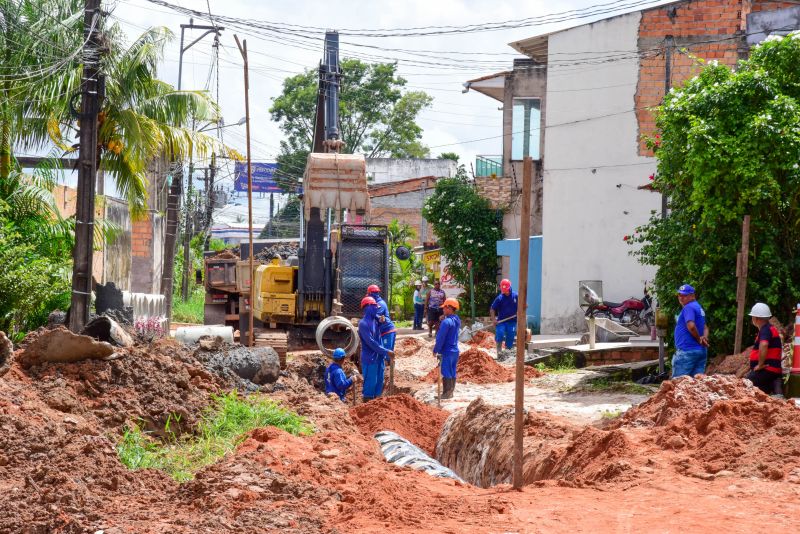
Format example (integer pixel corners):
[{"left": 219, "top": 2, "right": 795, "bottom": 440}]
[
  {"left": 269, "top": 59, "right": 432, "bottom": 190},
  {"left": 631, "top": 34, "right": 800, "bottom": 354}
]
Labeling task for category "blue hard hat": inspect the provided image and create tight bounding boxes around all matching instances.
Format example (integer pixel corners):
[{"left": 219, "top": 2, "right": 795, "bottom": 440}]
[{"left": 332, "top": 348, "right": 346, "bottom": 359}]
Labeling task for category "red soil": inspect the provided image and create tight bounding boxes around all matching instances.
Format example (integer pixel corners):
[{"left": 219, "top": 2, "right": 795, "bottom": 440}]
[
  {"left": 422, "top": 347, "right": 543, "bottom": 384},
  {"left": 468, "top": 329, "right": 496, "bottom": 349},
  {"left": 349, "top": 394, "right": 449, "bottom": 456}
]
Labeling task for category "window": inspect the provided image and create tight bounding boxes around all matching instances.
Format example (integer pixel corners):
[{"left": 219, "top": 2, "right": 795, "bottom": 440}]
[{"left": 511, "top": 98, "right": 541, "bottom": 160}]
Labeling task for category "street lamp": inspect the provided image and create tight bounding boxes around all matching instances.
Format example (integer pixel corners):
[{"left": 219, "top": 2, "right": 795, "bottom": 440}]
[{"left": 198, "top": 116, "right": 247, "bottom": 133}]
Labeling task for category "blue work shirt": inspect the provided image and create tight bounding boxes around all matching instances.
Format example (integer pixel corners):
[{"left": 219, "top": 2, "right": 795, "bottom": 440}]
[
  {"left": 675, "top": 300, "right": 706, "bottom": 351},
  {"left": 359, "top": 306, "right": 389, "bottom": 365},
  {"left": 434, "top": 313, "right": 461, "bottom": 356},
  {"left": 371, "top": 293, "right": 396, "bottom": 335},
  {"left": 325, "top": 362, "right": 353, "bottom": 401},
  {"left": 491, "top": 291, "right": 518, "bottom": 321}
]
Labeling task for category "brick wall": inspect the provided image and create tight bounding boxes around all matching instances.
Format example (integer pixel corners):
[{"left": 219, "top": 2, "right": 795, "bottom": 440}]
[
  {"left": 131, "top": 217, "right": 153, "bottom": 258},
  {"left": 635, "top": 0, "right": 800, "bottom": 155},
  {"left": 475, "top": 175, "right": 514, "bottom": 209},
  {"left": 583, "top": 346, "right": 660, "bottom": 366},
  {"left": 369, "top": 207, "right": 432, "bottom": 246}
]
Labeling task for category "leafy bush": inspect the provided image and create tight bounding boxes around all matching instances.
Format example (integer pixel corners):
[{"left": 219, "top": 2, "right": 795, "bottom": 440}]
[{"left": 631, "top": 35, "right": 800, "bottom": 355}]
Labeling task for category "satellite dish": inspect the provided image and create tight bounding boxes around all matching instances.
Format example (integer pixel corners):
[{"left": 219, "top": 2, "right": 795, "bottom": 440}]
[{"left": 395, "top": 246, "right": 411, "bottom": 261}]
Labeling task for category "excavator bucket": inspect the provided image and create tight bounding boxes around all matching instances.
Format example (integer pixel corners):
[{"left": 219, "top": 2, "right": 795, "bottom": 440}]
[{"left": 303, "top": 152, "right": 371, "bottom": 219}]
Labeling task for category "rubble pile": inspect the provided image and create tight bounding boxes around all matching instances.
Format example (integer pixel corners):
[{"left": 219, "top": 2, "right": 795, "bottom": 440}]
[{"left": 254, "top": 241, "right": 299, "bottom": 261}]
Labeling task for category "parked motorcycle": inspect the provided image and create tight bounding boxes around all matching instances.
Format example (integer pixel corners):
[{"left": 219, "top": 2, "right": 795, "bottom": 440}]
[{"left": 583, "top": 286, "right": 654, "bottom": 329}]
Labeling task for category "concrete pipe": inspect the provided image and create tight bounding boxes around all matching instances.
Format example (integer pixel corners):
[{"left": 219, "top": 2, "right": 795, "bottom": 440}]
[
  {"left": 175, "top": 326, "right": 234, "bottom": 345},
  {"left": 315, "top": 315, "right": 359, "bottom": 357}
]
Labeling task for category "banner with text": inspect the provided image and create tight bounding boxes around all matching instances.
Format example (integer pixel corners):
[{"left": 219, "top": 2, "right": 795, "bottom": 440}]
[{"left": 234, "top": 162, "right": 282, "bottom": 193}]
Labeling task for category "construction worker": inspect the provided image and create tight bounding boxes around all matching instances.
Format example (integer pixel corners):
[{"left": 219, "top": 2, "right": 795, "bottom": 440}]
[
  {"left": 425, "top": 279, "right": 446, "bottom": 338},
  {"left": 434, "top": 298, "right": 462, "bottom": 399},
  {"left": 367, "top": 284, "right": 397, "bottom": 351},
  {"left": 413, "top": 280, "right": 425, "bottom": 330},
  {"left": 672, "top": 284, "right": 709, "bottom": 378},
  {"left": 325, "top": 348, "right": 361, "bottom": 401},
  {"left": 358, "top": 296, "right": 394, "bottom": 401},
  {"left": 745, "top": 303, "right": 784, "bottom": 395},
  {"left": 490, "top": 279, "right": 518, "bottom": 354}
]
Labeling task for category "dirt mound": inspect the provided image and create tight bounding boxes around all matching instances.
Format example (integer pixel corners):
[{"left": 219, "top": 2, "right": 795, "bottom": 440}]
[
  {"left": 438, "top": 376, "right": 800, "bottom": 489},
  {"left": 349, "top": 394, "right": 449, "bottom": 456},
  {"left": 468, "top": 329, "right": 496, "bottom": 349},
  {"left": 421, "top": 347, "right": 543, "bottom": 384},
  {"left": 209, "top": 249, "right": 238, "bottom": 259},
  {"left": 707, "top": 351, "right": 749, "bottom": 376},
  {"left": 394, "top": 336, "right": 429, "bottom": 358}
]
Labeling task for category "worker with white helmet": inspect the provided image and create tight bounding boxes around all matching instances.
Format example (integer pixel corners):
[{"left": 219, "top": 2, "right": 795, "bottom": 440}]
[
  {"left": 325, "top": 348, "right": 361, "bottom": 402},
  {"left": 434, "top": 298, "right": 462, "bottom": 399},
  {"left": 412, "top": 280, "right": 425, "bottom": 330},
  {"left": 746, "top": 302, "right": 783, "bottom": 394}
]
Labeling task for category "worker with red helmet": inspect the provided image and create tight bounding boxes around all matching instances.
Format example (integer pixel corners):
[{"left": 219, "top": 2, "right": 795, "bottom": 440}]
[
  {"left": 434, "top": 298, "right": 462, "bottom": 399},
  {"left": 358, "top": 296, "right": 393, "bottom": 401},
  {"left": 490, "top": 279, "right": 518, "bottom": 354},
  {"left": 367, "top": 284, "right": 397, "bottom": 352}
]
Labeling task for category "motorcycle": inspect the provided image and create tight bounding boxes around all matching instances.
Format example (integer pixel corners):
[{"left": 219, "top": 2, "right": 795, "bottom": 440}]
[{"left": 582, "top": 285, "right": 655, "bottom": 329}]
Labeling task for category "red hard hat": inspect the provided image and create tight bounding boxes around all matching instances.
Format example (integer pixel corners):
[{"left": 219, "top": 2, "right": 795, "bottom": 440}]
[
  {"left": 361, "top": 296, "right": 377, "bottom": 309},
  {"left": 500, "top": 279, "right": 511, "bottom": 290},
  {"left": 367, "top": 284, "right": 380, "bottom": 294}
]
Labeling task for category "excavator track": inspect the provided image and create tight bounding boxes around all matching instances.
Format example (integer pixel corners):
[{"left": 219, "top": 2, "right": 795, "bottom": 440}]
[{"left": 254, "top": 330, "right": 288, "bottom": 369}]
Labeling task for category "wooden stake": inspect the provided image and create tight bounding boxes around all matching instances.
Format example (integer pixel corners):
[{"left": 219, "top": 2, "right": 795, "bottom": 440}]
[
  {"left": 733, "top": 215, "right": 750, "bottom": 355},
  {"left": 513, "top": 156, "right": 533, "bottom": 490},
  {"left": 235, "top": 35, "right": 254, "bottom": 347}
]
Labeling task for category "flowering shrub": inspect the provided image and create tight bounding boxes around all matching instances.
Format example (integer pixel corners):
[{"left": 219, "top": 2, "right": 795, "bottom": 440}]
[
  {"left": 135, "top": 316, "right": 166, "bottom": 342},
  {"left": 422, "top": 176, "right": 504, "bottom": 310}
]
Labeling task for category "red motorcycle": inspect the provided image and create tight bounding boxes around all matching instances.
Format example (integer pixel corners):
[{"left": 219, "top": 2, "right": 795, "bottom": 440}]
[{"left": 583, "top": 286, "right": 654, "bottom": 329}]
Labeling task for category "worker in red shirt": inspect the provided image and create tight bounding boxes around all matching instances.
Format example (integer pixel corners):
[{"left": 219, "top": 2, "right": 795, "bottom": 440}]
[{"left": 746, "top": 303, "right": 783, "bottom": 395}]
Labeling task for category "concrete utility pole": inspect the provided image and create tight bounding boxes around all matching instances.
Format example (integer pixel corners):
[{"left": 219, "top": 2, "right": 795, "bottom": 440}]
[
  {"left": 734, "top": 215, "right": 751, "bottom": 354},
  {"left": 69, "top": 0, "right": 104, "bottom": 333},
  {"left": 162, "top": 20, "right": 223, "bottom": 322},
  {"left": 235, "top": 34, "right": 254, "bottom": 347},
  {"left": 513, "top": 156, "right": 533, "bottom": 490}
]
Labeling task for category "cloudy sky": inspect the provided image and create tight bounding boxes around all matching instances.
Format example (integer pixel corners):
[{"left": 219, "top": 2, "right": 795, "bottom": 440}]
[{"left": 107, "top": 0, "right": 673, "bottom": 200}]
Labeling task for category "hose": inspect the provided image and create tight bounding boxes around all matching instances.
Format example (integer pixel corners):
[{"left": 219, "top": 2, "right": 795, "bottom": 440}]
[{"left": 315, "top": 315, "right": 360, "bottom": 357}]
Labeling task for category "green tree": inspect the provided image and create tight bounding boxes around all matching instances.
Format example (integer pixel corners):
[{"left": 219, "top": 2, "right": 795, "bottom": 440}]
[
  {"left": 438, "top": 152, "right": 460, "bottom": 161},
  {"left": 631, "top": 35, "right": 800, "bottom": 354},
  {"left": 259, "top": 195, "right": 301, "bottom": 238},
  {"left": 422, "top": 177, "right": 504, "bottom": 311},
  {"left": 270, "top": 60, "right": 433, "bottom": 191},
  {"left": 387, "top": 219, "right": 418, "bottom": 318}
]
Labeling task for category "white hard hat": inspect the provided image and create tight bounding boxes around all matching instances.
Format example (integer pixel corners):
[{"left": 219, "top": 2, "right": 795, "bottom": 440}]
[
  {"left": 748, "top": 302, "right": 772, "bottom": 318},
  {"left": 421, "top": 276, "right": 429, "bottom": 282},
  {"left": 414, "top": 280, "right": 421, "bottom": 286}
]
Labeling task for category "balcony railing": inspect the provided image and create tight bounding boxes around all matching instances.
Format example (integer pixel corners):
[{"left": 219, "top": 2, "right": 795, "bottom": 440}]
[{"left": 475, "top": 155, "right": 502, "bottom": 177}]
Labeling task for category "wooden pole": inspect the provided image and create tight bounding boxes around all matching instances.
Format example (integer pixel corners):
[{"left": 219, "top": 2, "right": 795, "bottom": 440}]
[
  {"left": 733, "top": 215, "right": 751, "bottom": 354},
  {"left": 513, "top": 156, "right": 533, "bottom": 490},
  {"left": 69, "top": 0, "right": 103, "bottom": 332},
  {"left": 235, "top": 35, "right": 254, "bottom": 347}
]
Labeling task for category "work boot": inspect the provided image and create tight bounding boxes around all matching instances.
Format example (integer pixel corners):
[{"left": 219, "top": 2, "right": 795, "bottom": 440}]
[
  {"left": 496, "top": 343, "right": 503, "bottom": 355},
  {"left": 442, "top": 378, "right": 455, "bottom": 399}
]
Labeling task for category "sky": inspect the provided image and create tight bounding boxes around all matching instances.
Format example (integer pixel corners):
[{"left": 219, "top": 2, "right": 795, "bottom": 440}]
[{"left": 76, "top": 0, "right": 674, "bottom": 213}]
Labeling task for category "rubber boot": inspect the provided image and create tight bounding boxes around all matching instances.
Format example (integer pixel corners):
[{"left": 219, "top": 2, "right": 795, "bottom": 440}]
[
  {"left": 442, "top": 378, "right": 454, "bottom": 399},
  {"left": 448, "top": 378, "right": 457, "bottom": 399},
  {"left": 496, "top": 343, "right": 503, "bottom": 355}
]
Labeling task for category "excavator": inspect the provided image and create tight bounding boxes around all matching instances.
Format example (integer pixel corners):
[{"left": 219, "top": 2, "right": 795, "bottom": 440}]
[{"left": 249, "top": 31, "right": 388, "bottom": 364}]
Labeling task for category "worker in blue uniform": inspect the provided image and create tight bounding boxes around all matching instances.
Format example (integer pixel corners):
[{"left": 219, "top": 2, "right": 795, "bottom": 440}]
[
  {"left": 358, "top": 296, "right": 394, "bottom": 401},
  {"left": 434, "top": 298, "right": 461, "bottom": 400},
  {"left": 490, "top": 278, "right": 518, "bottom": 354},
  {"left": 325, "top": 348, "right": 361, "bottom": 402},
  {"left": 367, "top": 284, "right": 397, "bottom": 352}
]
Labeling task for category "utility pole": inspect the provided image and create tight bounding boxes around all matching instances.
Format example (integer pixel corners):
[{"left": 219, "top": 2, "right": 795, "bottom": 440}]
[
  {"left": 69, "top": 0, "right": 104, "bottom": 333},
  {"left": 181, "top": 158, "right": 195, "bottom": 301},
  {"left": 733, "top": 215, "right": 751, "bottom": 354},
  {"left": 513, "top": 156, "right": 533, "bottom": 490},
  {"left": 161, "top": 20, "right": 223, "bottom": 323},
  {"left": 235, "top": 34, "right": 254, "bottom": 347}
]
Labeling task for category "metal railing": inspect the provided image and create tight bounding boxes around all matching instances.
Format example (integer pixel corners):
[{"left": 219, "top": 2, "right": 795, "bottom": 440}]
[{"left": 475, "top": 155, "right": 503, "bottom": 177}]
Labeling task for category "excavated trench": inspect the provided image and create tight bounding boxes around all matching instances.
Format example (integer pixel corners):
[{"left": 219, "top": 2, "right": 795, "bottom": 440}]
[{"left": 432, "top": 375, "right": 800, "bottom": 488}]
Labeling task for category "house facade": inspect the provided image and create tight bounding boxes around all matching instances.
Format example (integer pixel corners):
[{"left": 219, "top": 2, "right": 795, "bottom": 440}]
[{"left": 466, "top": 0, "right": 800, "bottom": 333}]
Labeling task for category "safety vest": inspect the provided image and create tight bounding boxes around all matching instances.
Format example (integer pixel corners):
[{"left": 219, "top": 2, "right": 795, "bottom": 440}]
[{"left": 749, "top": 325, "right": 783, "bottom": 374}]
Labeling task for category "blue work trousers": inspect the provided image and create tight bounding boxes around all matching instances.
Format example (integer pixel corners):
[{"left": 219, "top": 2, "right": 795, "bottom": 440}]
[
  {"left": 361, "top": 358, "right": 386, "bottom": 400},
  {"left": 495, "top": 320, "right": 517, "bottom": 349},
  {"left": 440, "top": 351, "right": 459, "bottom": 379}
]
